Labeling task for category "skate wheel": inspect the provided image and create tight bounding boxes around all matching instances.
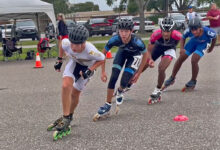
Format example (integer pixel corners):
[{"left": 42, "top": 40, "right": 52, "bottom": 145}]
[
  {"left": 67, "top": 126, "right": 71, "bottom": 135},
  {"left": 93, "top": 113, "right": 100, "bottom": 122},
  {"left": 148, "top": 98, "right": 152, "bottom": 105},
  {"left": 181, "top": 87, "right": 186, "bottom": 92},
  {"left": 158, "top": 96, "right": 161, "bottom": 102},
  {"left": 47, "top": 124, "right": 55, "bottom": 131},
  {"left": 53, "top": 131, "right": 59, "bottom": 141}
]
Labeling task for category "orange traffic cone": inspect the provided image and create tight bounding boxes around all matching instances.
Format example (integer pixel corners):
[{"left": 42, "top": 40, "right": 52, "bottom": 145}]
[
  {"left": 34, "top": 52, "right": 43, "bottom": 68},
  {"left": 106, "top": 51, "right": 112, "bottom": 59}
]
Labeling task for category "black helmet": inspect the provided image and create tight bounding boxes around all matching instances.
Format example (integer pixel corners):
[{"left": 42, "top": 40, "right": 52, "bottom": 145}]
[
  {"left": 188, "top": 17, "right": 202, "bottom": 30},
  {"left": 160, "top": 17, "right": 175, "bottom": 32},
  {"left": 69, "top": 25, "right": 89, "bottom": 44},
  {"left": 118, "top": 18, "right": 134, "bottom": 30}
]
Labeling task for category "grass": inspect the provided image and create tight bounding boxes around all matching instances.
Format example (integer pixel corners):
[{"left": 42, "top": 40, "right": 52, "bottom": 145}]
[
  {"left": 0, "top": 47, "right": 58, "bottom": 61},
  {"left": 0, "top": 34, "right": 186, "bottom": 61}
]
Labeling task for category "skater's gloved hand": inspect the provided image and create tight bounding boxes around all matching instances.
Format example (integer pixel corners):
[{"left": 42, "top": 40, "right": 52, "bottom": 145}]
[
  {"left": 101, "top": 72, "right": 107, "bottom": 83},
  {"left": 54, "top": 57, "right": 63, "bottom": 72},
  {"left": 80, "top": 68, "right": 94, "bottom": 79},
  {"left": 148, "top": 59, "right": 154, "bottom": 68},
  {"left": 131, "top": 72, "right": 141, "bottom": 83}
]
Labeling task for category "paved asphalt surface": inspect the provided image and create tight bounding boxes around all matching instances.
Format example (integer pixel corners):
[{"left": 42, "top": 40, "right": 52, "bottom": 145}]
[{"left": 0, "top": 46, "right": 220, "bottom": 150}]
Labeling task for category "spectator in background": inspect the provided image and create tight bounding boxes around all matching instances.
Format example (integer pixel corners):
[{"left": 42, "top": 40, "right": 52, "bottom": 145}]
[
  {"left": 186, "top": 6, "right": 198, "bottom": 23},
  {"left": 57, "top": 13, "right": 68, "bottom": 51},
  {"left": 207, "top": 3, "right": 220, "bottom": 45}
]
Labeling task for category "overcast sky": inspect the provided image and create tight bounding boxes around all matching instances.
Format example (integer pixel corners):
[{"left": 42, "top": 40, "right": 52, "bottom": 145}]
[{"left": 69, "top": 0, "right": 120, "bottom": 11}]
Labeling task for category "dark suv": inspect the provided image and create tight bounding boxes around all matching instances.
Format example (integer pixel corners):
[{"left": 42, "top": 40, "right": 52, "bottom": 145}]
[
  {"left": 16, "top": 20, "right": 39, "bottom": 41},
  {"left": 45, "top": 20, "right": 77, "bottom": 39},
  {"left": 84, "top": 18, "right": 113, "bottom": 36}
]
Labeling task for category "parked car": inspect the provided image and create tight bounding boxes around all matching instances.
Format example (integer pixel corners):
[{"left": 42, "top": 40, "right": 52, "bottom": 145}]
[
  {"left": 16, "top": 20, "right": 39, "bottom": 41},
  {"left": 84, "top": 18, "right": 113, "bottom": 36},
  {"left": 112, "top": 16, "right": 133, "bottom": 33},
  {"left": 158, "top": 13, "right": 186, "bottom": 31},
  {"left": 65, "top": 19, "right": 77, "bottom": 33},
  {"left": 133, "top": 17, "right": 155, "bottom": 32},
  {"left": 45, "top": 20, "right": 76, "bottom": 39},
  {"left": 198, "top": 12, "right": 210, "bottom": 27},
  {"left": 0, "top": 24, "right": 14, "bottom": 41},
  {"left": 45, "top": 22, "right": 55, "bottom": 39},
  {"left": 76, "top": 20, "right": 87, "bottom": 26},
  {"left": 170, "top": 13, "right": 186, "bottom": 30},
  {"left": 112, "top": 16, "right": 155, "bottom": 33}
]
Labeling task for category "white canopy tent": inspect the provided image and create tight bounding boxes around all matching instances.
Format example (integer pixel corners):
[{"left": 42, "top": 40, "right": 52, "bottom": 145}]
[{"left": 0, "top": 0, "right": 56, "bottom": 31}]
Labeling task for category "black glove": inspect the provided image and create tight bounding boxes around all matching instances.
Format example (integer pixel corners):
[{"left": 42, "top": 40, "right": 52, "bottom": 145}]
[
  {"left": 54, "top": 61, "right": 62, "bottom": 70},
  {"left": 81, "top": 69, "right": 94, "bottom": 79}
]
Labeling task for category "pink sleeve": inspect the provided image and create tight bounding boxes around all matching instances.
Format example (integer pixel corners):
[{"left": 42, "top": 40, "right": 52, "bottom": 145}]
[
  {"left": 207, "top": 10, "right": 212, "bottom": 17},
  {"left": 171, "top": 30, "right": 182, "bottom": 41},
  {"left": 150, "top": 29, "right": 162, "bottom": 44}
]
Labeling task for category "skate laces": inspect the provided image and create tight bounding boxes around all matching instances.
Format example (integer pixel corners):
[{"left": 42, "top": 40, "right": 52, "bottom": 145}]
[
  {"left": 152, "top": 88, "right": 161, "bottom": 95},
  {"left": 116, "top": 89, "right": 123, "bottom": 96},
  {"left": 165, "top": 76, "right": 175, "bottom": 86},
  {"left": 187, "top": 80, "right": 197, "bottom": 86},
  {"left": 100, "top": 103, "right": 111, "bottom": 110}
]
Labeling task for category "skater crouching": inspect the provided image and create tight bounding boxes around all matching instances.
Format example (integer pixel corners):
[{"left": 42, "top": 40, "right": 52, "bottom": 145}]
[
  {"left": 163, "top": 17, "right": 217, "bottom": 92},
  {"left": 93, "top": 18, "right": 148, "bottom": 121},
  {"left": 142, "top": 17, "right": 182, "bottom": 104},
  {"left": 48, "top": 25, "right": 105, "bottom": 140}
]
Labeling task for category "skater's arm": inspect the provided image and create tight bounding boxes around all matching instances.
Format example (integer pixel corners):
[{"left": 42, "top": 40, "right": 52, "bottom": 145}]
[
  {"left": 147, "top": 43, "right": 154, "bottom": 60},
  {"left": 180, "top": 38, "right": 186, "bottom": 54},
  {"left": 207, "top": 38, "right": 217, "bottom": 53},
  {"left": 101, "top": 49, "right": 108, "bottom": 73},
  {"left": 89, "top": 60, "right": 105, "bottom": 71},
  {"left": 137, "top": 52, "right": 148, "bottom": 74}
]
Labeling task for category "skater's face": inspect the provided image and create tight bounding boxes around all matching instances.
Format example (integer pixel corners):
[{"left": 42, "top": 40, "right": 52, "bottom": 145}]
[
  {"left": 188, "top": 8, "right": 193, "bottom": 13},
  {"left": 191, "top": 28, "right": 202, "bottom": 37},
  {"left": 119, "top": 29, "right": 132, "bottom": 44},
  {"left": 71, "top": 42, "right": 86, "bottom": 53},
  {"left": 162, "top": 31, "right": 171, "bottom": 40}
]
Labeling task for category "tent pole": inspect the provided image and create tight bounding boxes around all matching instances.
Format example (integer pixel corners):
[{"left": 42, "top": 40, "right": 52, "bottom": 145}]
[{"left": 36, "top": 13, "right": 40, "bottom": 39}]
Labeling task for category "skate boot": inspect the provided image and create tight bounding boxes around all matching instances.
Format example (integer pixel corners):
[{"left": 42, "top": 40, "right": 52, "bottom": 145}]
[
  {"left": 115, "top": 88, "right": 124, "bottom": 114},
  {"left": 93, "top": 102, "right": 112, "bottom": 122},
  {"left": 124, "top": 83, "right": 133, "bottom": 92},
  {"left": 47, "top": 114, "right": 73, "bottom": 131},
  {"left": 148, "top": 87, "right": 162, "bottom": 105},
  {"left": 182, "top": 80, "right": 197, "bottom": 92},
  {"left": 53, "top": 117, "right": 71, "bottom": 141},
  {"left": 161, "top": 76, "right": 175, "bottom": 91},
  {"left": 47, "top": 116, "right": 63, "bottom": 131}
]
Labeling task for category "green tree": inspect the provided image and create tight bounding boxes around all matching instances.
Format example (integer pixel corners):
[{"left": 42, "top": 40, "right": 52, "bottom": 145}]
[
  {"left": 106, "top": 0, "right": 151, "bottom": 34},
  {"left": 197, "top": 0, "right": 220, "bottom": 7},
  {"left": 127, "top": 0, "right": 139, "bottom": 15},
  {"left": 42, "top": 0, "right": 70, "bottom": 15},
  {"left": 70, "top": 2, "right": 99, "bottom": 12}
]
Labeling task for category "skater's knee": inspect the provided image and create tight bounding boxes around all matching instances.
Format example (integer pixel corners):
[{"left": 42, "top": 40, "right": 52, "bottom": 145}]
[
  {"left": 108, "top": 68, "right": 120, "bottom": 89},
  {"left": 62, "top": 81, "right": 73, "bottom": 91},
  {"left": 191, "top": 57, "right": 199, "bottom": 65}
]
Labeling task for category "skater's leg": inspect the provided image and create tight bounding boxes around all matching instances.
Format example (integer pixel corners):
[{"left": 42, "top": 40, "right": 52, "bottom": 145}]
[
  {"left": 171, "top": 52, "right": 188, "bottom": 78},
  {"left": 120, "top": 70, "right": 134, "bottom": 89},
  {"left": 62, "top": 77, "right": 74, "bottom": 116},
  {"left": 70, "top": 87, "right": 81, "bottom": 114},
  {"left": 107, "top": 68, "right": 121, "bottom": 103},
  {"left": 157, "top": 56, "right": 172, "bottom": 88},
  {"left": 191, "top": 53, "right": 201, "bottom": 81}
]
